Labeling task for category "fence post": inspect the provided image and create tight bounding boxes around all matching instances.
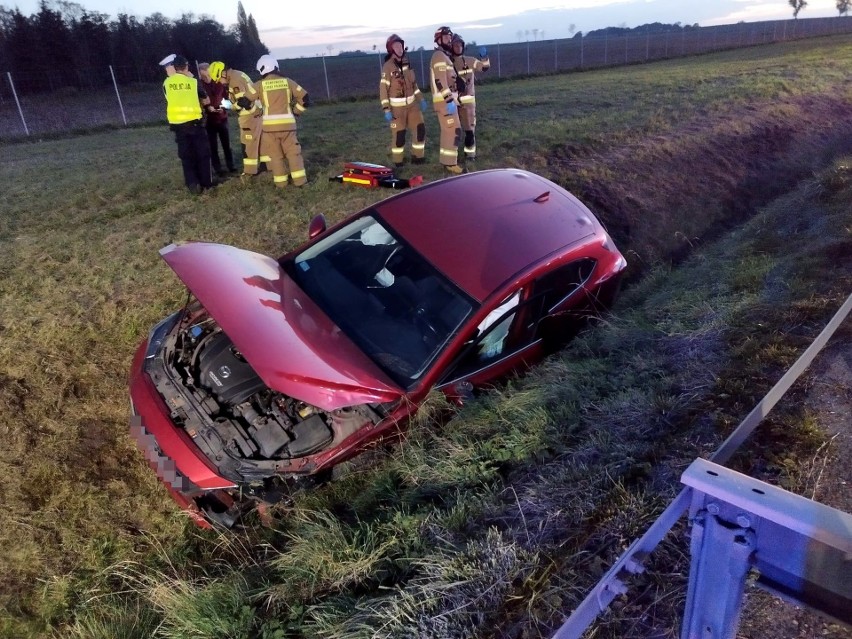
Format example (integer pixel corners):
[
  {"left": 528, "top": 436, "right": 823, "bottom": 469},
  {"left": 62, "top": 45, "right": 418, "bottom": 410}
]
[
  {"left": 645, "top": 32, "right": 650, "bottom": 61},
  {"left": 377, "top": 51, "right": 382, "bottom": 73},
  {"left": 624, "top": 33, "right": 628, "bottom": 63},
  {"left": 554, "top": 39, "right": 558, "bottom": 71},
  {"left": 7, "top": 72, "right": 29, "bottom": 136},
  {"left": 580, "top": 34, "right": 584, "bottom": 68},
  {"left": 109, "top": 65, "right": 128, "bottom": 126},
  {"left": 321, "top": 54, "right": 330, "bottom": 100},
  {"left": 604, "top": 33, "right": 608, "bottom": 65},
  {"left": 526, "top": 40, "right": 530, "bottom": 74},
  {"left": 419, "top": 49, "right": 425, "bottom": 87}
]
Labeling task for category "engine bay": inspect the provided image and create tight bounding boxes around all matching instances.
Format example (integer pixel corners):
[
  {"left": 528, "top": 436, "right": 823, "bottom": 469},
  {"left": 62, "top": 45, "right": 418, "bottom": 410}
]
[{"left": 156, "top": 310, "right": 380, "bottom": 469}]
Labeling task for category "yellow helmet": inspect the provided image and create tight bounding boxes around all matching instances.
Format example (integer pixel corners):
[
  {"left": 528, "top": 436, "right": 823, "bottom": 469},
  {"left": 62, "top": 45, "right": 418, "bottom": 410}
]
[{"left": 209, "top": 61, "right": 226, "bottom": 82}]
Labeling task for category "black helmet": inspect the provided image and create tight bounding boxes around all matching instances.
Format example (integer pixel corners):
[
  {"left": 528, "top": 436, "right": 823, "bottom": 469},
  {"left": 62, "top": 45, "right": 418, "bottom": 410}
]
[
  {"left": 451, "top": 33, "right": 465, "bottom": 54},
  {"left": 386, "top": 34, "right": 404, "bottom": 55},
  {"left": 434, "top": 26, "right": 452, "bottom": 44}
]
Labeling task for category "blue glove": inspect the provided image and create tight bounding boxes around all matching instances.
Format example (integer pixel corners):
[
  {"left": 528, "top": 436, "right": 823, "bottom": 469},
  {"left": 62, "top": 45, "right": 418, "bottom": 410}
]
[
  {"left": 420, "top": 99, "right": 428, "bottom": 112},
  {"left": 479, "top": 47, "right": 487, "bottom": 57},
  {"left": 446, "top": 101, "right": 457, "bottom": 115},
  {"left": 384, "top": 110, "right": 393, "bottom": 122}
]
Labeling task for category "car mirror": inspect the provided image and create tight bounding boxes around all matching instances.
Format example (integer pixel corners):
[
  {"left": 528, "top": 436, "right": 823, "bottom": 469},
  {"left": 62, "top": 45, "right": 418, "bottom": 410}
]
[{"left": 308, "top": 214, "right": 327, "bottom": 239}]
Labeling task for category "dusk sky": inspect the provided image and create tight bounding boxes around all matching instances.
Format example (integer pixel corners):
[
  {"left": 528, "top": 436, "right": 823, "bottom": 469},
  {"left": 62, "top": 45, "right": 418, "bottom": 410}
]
[{"left": 6, "top": 0, "right": 847, "bottom": 57}]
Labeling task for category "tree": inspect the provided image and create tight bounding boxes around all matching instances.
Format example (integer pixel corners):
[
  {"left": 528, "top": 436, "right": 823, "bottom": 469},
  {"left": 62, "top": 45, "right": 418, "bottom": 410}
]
[
  {"left": 838, "top": 0, "right": 851, "bottom": 16},
  {"left": 532, "top": 27, "right": 539, "bottom": 40},
  {"left": 516, "top": 29, "right": 522, "bottom": 42},
  {"left": 789, "top": 0, "right": 808, "bottom": 18}
]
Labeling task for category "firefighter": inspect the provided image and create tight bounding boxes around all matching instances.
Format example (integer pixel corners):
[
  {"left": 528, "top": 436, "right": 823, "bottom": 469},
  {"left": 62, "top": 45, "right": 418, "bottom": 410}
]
[
  {"left": 162, "top": 54, "right": 214, "bottom": 194},
  {"left": 255, "top": 54, "right": 310, "bottom": 187},
  {"left": 430, "top": 26, "right": 463, "bottom": 175},
  {"left": 380, "top": 34, "right": 427, "bottom": 167},
  {"left": 208, "top": 60, "right": 266, "bottom": 176},
  {"left": 451, "top": 34, "right": 489, "bottom": 162}
]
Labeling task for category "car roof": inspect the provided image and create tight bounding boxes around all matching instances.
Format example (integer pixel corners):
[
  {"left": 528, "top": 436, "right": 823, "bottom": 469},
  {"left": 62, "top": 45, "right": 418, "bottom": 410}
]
[{"left": 376, "top": 169, "right": 602, "bottom": 303}]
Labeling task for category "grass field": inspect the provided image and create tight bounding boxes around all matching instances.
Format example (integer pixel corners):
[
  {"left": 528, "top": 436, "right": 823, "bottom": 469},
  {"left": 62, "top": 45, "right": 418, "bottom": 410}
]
[{"left": 1, "top": 35, "right": 851, "bottom": 638}]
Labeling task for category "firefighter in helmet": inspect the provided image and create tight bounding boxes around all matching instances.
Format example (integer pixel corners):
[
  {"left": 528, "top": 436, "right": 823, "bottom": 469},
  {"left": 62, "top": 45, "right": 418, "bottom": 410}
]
[
  {"left": 380, "top": 34, "right": 427, "bottom": 167},
  {"left": 451, "top": 34, "right": 489, "bottom": 162},
  {"left": 161, "top": 54, "right": 214, "bottom": 194},
  {"left": 254, "top": 54, "right": 310, "bottom": 187},
  {"left": 208, "top": 60, "right": 267, "bottom": 176},
  {"left": 429, "top": 26, "right": 463, "bottom": 175}
]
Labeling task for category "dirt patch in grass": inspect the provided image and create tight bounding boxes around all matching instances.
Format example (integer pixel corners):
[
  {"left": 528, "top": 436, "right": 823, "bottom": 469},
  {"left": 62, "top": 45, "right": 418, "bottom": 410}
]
[{"left": 547, "top": 92, "right": 852, "bottom": 274}]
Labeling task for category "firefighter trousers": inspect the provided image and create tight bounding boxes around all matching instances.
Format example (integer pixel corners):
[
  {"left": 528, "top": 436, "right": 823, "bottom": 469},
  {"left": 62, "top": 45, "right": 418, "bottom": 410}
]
[
  {"left": 458, "top": 102, "right": 477, "bottom": 159},
  {"left": 238, "top": 114, "right": 263, "bottom": 175},
  {"left": 260, "top": 130, "right": 306, "bottom": 187},
  {"left": 389, "top": 105, "right": 425, "bottom": 165},
  {"left": 433, "top": 104, "right": 461, "bottom": 167}
]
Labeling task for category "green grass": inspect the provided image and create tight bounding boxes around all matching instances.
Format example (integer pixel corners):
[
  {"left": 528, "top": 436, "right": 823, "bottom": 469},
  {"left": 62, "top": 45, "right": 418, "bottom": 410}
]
[{"left": 1, "top": 35, "right": 851, "bottom": 638}]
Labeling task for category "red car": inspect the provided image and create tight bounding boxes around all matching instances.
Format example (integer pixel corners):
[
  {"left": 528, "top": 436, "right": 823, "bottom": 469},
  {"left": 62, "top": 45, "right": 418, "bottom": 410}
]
[{"left": 129, "top": 169, "right": 626, "bottom": 527}]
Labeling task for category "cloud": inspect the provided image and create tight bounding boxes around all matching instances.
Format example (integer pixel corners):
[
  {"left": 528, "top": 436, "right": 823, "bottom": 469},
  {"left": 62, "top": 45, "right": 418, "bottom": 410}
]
[{"left": 457, "top": 23, "right": 504, "bottom": 30}]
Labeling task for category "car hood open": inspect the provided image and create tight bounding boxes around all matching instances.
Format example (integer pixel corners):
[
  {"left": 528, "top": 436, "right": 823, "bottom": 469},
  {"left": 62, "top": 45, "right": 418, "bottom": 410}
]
[{"left": 160, "top": 242, "right": 405, "bottom": 411}]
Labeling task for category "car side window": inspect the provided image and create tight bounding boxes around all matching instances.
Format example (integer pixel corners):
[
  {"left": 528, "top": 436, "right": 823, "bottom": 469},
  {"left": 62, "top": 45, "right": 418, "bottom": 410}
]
[
  {"left": 534, "top": 258, "right": 596, "bottom": 312},
  {"left": 441, "top": 289, "right": 539, "bottom": 381}
]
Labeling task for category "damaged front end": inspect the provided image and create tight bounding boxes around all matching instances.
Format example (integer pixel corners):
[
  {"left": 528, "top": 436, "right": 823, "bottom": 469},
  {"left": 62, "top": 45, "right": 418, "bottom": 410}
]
[{"left": 134, "top": 302, "right": 389, "bottom": 527}]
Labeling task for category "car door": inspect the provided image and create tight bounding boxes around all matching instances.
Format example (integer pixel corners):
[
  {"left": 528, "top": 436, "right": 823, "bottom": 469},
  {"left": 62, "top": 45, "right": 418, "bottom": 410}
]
[{"left": 436, "top": 258, "right": 598, "bottom": 395}]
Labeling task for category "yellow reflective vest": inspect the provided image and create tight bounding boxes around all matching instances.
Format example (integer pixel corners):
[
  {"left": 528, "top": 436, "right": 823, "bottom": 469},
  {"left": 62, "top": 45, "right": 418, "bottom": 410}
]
[{"left": 164, "top": 75, "right": 202, "bottom": 125}]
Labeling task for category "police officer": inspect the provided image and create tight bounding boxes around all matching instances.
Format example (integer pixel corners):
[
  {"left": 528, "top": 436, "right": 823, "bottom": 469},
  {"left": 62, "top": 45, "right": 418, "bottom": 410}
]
[
  {"left": 255, "top": 54, "right": 310, "bottom": 187},
  {"left": 380, "top": 34, "right": 427, "bottom": 167},
  {"left": 430, "top": 26, "right": 463, "bottom": 175},
  {"left": 162, "top": 55, "right": 214, "bottom": 194},
  {"left": 451, "top": 34, "right": 489, "bottom": 162}
]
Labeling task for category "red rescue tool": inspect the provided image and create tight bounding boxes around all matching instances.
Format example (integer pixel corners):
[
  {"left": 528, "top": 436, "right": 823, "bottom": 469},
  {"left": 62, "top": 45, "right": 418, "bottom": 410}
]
[{"left": 330, "top": 161, "right": 423, "bottom": 189}]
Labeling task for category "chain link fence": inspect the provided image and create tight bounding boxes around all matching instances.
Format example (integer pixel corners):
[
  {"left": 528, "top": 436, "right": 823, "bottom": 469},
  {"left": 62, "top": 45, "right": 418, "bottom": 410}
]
[{"left": 2, "top": 17, "right": 851, "bottom": 140}]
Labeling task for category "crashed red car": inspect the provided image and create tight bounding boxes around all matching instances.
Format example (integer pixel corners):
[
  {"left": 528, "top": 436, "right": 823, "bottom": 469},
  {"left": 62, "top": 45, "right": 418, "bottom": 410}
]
[{"left": 129, "top": 169, "right": 626, "bottom": 527}]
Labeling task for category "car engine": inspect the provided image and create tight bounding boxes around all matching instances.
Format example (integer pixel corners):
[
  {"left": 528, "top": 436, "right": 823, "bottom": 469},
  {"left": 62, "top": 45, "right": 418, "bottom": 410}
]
[{"left": 160, "top": 315, "right": 377, "bottom": 466}]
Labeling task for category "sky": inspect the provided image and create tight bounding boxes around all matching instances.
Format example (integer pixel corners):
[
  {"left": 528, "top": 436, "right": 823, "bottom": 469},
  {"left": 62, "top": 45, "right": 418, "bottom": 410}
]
[{"left": 5, "top": 0, "right": 847, "bottom": 58}]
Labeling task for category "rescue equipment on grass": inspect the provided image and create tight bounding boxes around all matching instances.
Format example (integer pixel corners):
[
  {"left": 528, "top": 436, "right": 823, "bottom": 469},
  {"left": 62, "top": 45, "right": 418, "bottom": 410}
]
[{"left": 329, "top": 161, "right": 423, "bottom": 189}]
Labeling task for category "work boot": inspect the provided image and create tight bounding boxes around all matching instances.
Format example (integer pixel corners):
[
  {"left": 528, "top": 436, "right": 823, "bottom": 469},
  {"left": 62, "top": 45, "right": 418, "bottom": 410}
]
[
  {"left": 188, "top": 183, "right": 203, "bottom": 195},
  {"left": 444, "top": 164, "right": 463, "bottom": 175},
  {"left": 412, "top": 157, "right": 426, "bottom": 165}
]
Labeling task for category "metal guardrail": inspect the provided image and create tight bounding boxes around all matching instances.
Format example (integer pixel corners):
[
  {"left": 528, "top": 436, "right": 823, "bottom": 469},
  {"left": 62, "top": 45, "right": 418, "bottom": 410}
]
[{"left": 552, "top": 291, "right": 852, "bottom": 639}]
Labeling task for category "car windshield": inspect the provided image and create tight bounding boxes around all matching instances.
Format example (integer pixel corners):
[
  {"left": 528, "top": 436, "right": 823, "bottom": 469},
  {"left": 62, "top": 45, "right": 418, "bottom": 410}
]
[{"left": 289, "top": 214, "right": 476, "bottom": 387}]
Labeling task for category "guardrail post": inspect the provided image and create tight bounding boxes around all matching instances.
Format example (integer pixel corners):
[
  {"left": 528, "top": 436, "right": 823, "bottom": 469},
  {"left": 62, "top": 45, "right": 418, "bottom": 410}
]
[{"left": 7, "top": 72, "right": 29, "bottom": 136}]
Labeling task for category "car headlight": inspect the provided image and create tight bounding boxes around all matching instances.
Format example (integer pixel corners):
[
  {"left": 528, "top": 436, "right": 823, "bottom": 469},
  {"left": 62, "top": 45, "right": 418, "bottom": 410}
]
[{"left": 144, "top": 311, "right": 181, "bottom": 359}]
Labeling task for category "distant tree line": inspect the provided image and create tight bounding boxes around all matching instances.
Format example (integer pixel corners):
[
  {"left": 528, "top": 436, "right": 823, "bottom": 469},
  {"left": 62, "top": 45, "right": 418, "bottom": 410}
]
[{"left": 0, "top": 0, "right": 268, "bottom": 92}]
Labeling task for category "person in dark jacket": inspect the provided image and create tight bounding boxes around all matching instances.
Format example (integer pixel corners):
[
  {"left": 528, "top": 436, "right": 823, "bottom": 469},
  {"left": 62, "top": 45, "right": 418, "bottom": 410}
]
[{"left": 199, "top": 62, "right": 237, "bottom": 176}]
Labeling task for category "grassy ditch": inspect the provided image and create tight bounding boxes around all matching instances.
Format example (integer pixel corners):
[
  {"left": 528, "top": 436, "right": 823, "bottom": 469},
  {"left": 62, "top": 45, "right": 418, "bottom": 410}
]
[{"left": 0, "top": 35, "right": 850, "bottom": 637}]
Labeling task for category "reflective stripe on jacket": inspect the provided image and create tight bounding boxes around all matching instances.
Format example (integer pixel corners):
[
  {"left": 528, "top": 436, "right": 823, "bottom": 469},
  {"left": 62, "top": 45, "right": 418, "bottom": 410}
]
[
  {"left": 430, "top": 49, "right": 457, "bottom": 104},
  {"left": 453, "top": 55, "right": 490, "bottom": 104},
  {"left": 257, "top": 73, "right": 308, "bottom": 132},
  {"left": 227, "top": 70, "right": 261, "bottom": 118},
  {"left": 164, "top": 76, "right": 202, "bottom": 124},
  {"left": 380, "top": 58, "right": 423, "bottom": 110}
]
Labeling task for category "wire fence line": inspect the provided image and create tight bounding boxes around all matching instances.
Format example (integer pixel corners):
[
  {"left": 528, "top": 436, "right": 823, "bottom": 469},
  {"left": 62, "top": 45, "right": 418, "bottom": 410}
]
[{"left": 1, "top": 17, "right": 851, "bottom": 140}]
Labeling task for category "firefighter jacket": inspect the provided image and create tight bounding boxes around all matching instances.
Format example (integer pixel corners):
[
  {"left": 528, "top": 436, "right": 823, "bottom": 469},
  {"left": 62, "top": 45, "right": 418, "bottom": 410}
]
[
  {"left": 453, "top": 55, "right": 490, "bottom": 104},
  {"left": 164, "top": 74, "right": 204, "bottom": 125},
  {"left": 256, "top": 73, "right": 308, "bottom": 132},
  {"left": 380, "top": 57, "right": 423, "bottom": 111},
  {"left": 430, "top": 48, "right": 458, "bottom": 105},
  {"left": 225, "top": 69, "right": 261, "bottom": 119}
]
